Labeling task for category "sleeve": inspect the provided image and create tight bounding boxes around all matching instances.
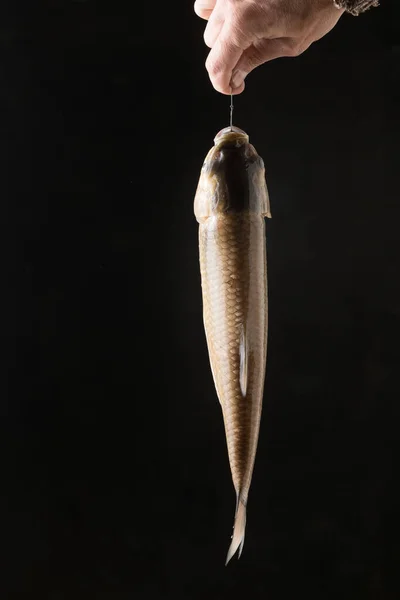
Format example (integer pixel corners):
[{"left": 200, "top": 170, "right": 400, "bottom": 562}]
[{"left": 333, "top": 0, "right": 380, "bottom": 16}]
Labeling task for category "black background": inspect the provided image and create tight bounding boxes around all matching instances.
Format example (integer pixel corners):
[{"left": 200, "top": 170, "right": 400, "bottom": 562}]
[{"left": 1, "top": 1, "right": 400, "bottom": 598}]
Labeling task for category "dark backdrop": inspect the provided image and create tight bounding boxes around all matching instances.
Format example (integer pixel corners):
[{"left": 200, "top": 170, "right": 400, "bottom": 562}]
[{"left": 1, "top": 1, "right": 399, "bottom": 598}]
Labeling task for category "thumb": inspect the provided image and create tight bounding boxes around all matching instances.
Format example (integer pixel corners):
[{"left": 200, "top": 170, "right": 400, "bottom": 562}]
[{"left": 230, "top": 38, "right": 296, "bottom": 90}]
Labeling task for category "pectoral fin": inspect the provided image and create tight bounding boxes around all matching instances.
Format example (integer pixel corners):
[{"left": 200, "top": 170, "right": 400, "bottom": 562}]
[{"left": 239, "top": 325, "right": 248, "bottom": 398}]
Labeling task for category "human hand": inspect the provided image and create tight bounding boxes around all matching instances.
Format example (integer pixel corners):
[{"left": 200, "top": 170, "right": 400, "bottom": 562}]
[{"left": 194, "top": 0, "right": 345, "bottom": 94}]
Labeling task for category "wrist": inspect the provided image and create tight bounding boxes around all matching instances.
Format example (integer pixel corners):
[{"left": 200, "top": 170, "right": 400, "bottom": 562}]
[{"left": 333, "top": 0, "right": 379, "bottom": 16}]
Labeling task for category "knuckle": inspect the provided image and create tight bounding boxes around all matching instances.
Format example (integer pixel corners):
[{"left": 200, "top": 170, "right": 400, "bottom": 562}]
[
  {"left": 242, "top": 45, "right": 264, "bottom": 70},
  {"left": 203, "top": 12, "right": 221, "bottom": 47},
  {"left": 283, "top": 40, "right": 306, "bottom": 57},
  {"left": 243, "top": 2, "right": 275, "bottom": 34},
  {"left": 206, "top": 37, "right": 236, "bottom": 76},
  {"left": 294, "top": 44, "right": 306, "bottom": 57},
  {"left": 205, "top": 54, "right": 222, "bottom": 77},
  {"left": 222, "top": 21, "right": 241, "bottom": 47},
  {"left": 203, "top": 30, "right": 213, "bottom": 48},
  {"left": 288, "top": 46, "right": 302, "bottom": 57},
  {"left": 225, "top": 8, "right": 251, "bottom": 45},
  {"left": 229, "top": 0, "right": 255, "bottom": 20},
  {"left": 250, "top": 43, "right": 266, "bottom": 63}
]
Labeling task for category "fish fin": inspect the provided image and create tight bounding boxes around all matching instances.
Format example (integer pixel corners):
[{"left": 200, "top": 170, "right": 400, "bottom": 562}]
[
  {"left": 225, "top": 496, "right": 247, "bottom": 566},
  {"left": 239, "top": 325, "right": 248, "bottom": 398},
  {"left": 255, "top": 161, "right": 271, "bottom": 218}
]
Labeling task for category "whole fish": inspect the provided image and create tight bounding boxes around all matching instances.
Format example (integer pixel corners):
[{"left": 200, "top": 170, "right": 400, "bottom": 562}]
[{"left": 194, "top": 125, "right": 271, "bottom": 564}]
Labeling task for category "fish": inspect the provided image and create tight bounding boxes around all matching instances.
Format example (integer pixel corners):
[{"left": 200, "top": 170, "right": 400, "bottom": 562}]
[{"left": 194, "top": 125, "right": 271, "bottom": 564}]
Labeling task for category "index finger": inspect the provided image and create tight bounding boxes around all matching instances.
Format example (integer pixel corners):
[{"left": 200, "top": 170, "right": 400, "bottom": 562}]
[{"left": 205, "top": 21, "right": 248, "bottom": 95}]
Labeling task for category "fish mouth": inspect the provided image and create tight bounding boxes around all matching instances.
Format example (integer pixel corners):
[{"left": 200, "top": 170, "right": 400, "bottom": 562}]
[{"left": 214, "top": 126, "right": 249, "bottom": 145}]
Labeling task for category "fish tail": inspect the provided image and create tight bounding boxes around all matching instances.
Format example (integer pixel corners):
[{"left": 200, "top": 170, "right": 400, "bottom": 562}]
[{"left": 225, "top": 495, "right": 247, "bottom": 565}]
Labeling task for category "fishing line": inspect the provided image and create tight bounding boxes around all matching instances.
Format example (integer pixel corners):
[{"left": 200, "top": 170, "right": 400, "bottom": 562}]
[{"left": 230, "top": 93, "right": 234, "bottom": 131}]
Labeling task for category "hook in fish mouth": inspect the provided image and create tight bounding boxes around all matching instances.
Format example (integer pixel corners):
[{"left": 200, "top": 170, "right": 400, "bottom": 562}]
[{"left": 214, "top": 126, "right": 248, "bottom": 144}]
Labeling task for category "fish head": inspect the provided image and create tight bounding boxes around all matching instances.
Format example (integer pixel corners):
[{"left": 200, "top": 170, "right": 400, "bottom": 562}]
[
  {"left": 194, "top": 126, "right": 270, "bottom": 222},
  {"left": 213, "top": 126, "right": 249, "bottom": 145}
]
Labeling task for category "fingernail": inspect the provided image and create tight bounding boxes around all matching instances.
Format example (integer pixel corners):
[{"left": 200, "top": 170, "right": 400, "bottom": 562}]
[{"left": 231, "top": 70, "right": 246, "bottom": 89}]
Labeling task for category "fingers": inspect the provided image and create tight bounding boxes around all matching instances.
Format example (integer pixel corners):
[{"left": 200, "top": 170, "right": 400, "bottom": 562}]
[
  {"left": 204, "top": 7, "right": 224, "bottom": 48},
  {"left": 230, "top": 38, "right": 301, "bottom": 90},
  {"left": 194, "top": 0, "right": 216, "bottom": 20},
  {"left": 205, "top": 20, "right": 249, "bottom": 95}
]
